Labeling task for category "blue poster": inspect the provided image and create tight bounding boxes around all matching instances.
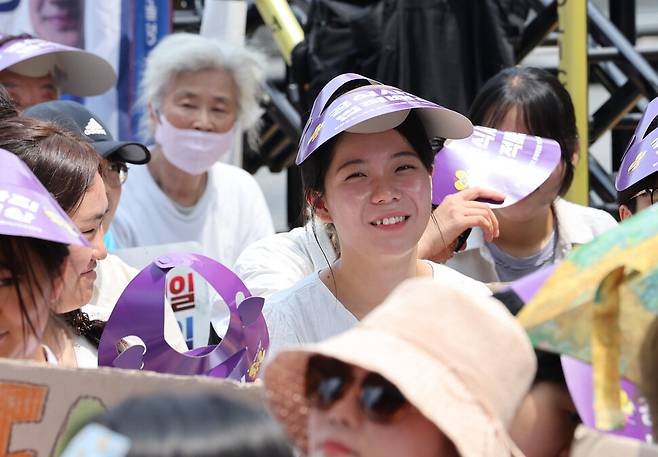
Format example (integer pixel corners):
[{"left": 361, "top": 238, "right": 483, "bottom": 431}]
[{"left": 119, "top": 0, "right": 171, "bottom": 141}]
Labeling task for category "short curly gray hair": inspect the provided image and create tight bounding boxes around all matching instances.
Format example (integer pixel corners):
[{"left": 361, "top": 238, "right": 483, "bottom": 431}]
[{"left": 137, "top": 33, "right": 265, "bottom": 145}]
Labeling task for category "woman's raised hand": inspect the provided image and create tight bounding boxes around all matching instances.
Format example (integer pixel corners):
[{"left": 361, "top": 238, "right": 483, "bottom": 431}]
[{"left": 418, "top": 187, "right": 505, "bottom": 263}]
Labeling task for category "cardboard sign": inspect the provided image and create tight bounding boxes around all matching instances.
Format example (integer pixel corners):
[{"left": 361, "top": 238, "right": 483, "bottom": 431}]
[
  {"left": 518, "top": 204, "right": 658, "bottom": 430},
  {"left": 432, "top": 126, "right": 562, "bottom": 207},
  {"left": 0, "top": 358, "right": 262, "bottom": 457}
]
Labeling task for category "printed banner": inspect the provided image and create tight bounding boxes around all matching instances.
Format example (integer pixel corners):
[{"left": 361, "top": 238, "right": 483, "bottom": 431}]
[
  {"left": 0, "top": 0, "right": 171, "bottom": 141},
  {"left": 118, "top": 0, "right": 171, "bottom": 140}
]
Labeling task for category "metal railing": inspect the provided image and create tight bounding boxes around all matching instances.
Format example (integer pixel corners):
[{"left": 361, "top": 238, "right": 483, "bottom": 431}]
[
  {"left": 174, "top": 0, "right": 658, "bottom": 222},
  {"left": 519, "top": 0, "right": 658, "bottom": 213}
]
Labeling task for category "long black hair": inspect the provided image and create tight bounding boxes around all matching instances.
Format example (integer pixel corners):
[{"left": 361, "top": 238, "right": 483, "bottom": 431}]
[
  {"left": 84, "top": 392, "right": 295, "bottom": 457},
  {"left": 0, "top": 236, "right": 68, "bottom": 355},
  {"left": 469, "top": 66, "right": 579, "bottom": 196}
]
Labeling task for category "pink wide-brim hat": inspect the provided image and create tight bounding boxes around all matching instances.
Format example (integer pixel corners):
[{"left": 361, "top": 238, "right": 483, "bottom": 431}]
[{"left": 264, "top": 278, "right": 537, "bottom": 457}]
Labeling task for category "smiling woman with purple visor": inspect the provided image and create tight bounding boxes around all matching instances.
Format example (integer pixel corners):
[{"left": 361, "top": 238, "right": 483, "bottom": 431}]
[
  {"left": 262, "top": 74, "right": 492, "bottom": 359},
  {"left": 0, "top": 147, "right": 89, "bottom": 364}
]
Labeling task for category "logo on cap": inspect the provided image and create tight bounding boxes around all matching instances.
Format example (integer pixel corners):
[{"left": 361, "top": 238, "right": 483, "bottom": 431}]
[
  {"left": 308, "top": 122, "right": 323, "bottom": 145},
  {"left": 628, "top": 150, "right": 646, "bottom": 173},
  {"left": 453, "top": 170, "right": 469, "bottom": 191},
  {"left": 83, "top": 118, "right": 106, "bottom": 136}
]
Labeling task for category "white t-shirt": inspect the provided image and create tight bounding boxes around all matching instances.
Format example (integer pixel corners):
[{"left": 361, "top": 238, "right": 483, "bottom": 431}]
[
  {"left": 112, "top": 162, "right": 275, "bottom": 266},
  {"left": 85, "top": 253, "right": 136, "bottom": 319},
  {"left": 42, "top": 344, "right": 58, "bottom": 366},
  {"left": 73, "top": 335, "right": 98, "bottom": 368},
  {"left": 234, "top": 221, "right": 337, "bottom": 299},
  {"left": 263, "top": 261, "right": 492, "bottom": 359}
]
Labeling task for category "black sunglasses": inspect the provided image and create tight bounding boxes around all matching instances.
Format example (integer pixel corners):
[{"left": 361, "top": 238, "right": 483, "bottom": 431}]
[{"left": 305, "top": 355, "right": 408, "bottom": 423}]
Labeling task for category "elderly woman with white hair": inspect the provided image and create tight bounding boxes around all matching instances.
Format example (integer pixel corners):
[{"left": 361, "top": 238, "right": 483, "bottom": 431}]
[{"left": 112, "top": 33, "right": 274, "bottom": 265}]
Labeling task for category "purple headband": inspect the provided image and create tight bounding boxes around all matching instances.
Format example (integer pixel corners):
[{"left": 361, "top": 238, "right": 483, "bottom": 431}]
[
  {"left": 562, "top": 356, "right": 653, "bottom": 442},
  {"left": 98, "top": 253, "right": 269, "bottom": 382},
  {"left": 0, "top": 34, "right": 115, "bottom": 97},
  {"left": 296, "top": 74, "right": 473, "bottom": 165},
  {"left": 432, "top": 126, "right": 562, "bottom": 206},
  {"left": 616, "top": 96, "right": 658, "bottom": 192},
  {"left": 0, "top": 148, "right": 88, "bottom": 246}
]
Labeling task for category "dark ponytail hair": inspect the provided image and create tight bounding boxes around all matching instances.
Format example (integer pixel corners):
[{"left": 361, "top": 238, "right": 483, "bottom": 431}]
[
  {"left": 468, "top": 66, "right": 579, "bottom": 196},
  {"left": 60, "top": 309, "right": 105, "bottom": 346}
]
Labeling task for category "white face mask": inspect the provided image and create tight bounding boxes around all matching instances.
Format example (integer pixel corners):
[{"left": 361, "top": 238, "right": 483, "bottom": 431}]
[{"left": 154, "top": 114, "right": 235, "bottom": 175}]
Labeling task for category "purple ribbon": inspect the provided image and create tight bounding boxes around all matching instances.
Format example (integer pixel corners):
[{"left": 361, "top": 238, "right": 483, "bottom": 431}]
[{"left": 508, "top": 264, "right": 557, "bottom": 304}]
